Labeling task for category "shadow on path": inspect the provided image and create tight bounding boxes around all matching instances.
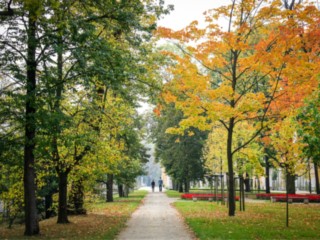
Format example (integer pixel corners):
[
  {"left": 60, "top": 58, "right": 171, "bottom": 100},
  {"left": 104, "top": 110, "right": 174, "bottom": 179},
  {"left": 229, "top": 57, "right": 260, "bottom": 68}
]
[{"left": 117, "top": 191, "right": 194, "bottom": 240}]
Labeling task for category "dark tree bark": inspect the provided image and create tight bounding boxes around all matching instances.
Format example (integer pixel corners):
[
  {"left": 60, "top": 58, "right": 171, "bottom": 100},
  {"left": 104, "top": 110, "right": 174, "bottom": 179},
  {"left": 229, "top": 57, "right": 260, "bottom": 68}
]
[
  {"left": 265, "top": 155, "right": 271, "bottom": 193},
  {"left": 244, "top": 173, "right": 250, "bottom": 192},
  {"left": 174, "top": 181, "right": 179, "bottom": 191},
  {"left": 57, "top": 171, "right": 69, "bottom": 223},
  {"left": 0, "top": 1, "right": 14, "bottom": 16},
  {"left": 314, "top": 162, "right": 320, "bottom": 194},
  {"left": 308, "top": 159, "right": 312, "bottom": 194},
  {"left": 118, "top": 184, "right": 124, "bottom": 197},
  {"left": 54, "top": 145, "right": 90, "bottom": 222},
  {"left": 23, "top": 10, "right": 39, "bottom": 236},
  {"left": 69, "top": 179, "right": 86, "bottom": 214},
  {"left": 106, "top": 174, "right": 113, "bottom": 202},
  {"left": 184, "top": 179, "right": 190, "bottom": 193},
  {"left": 239, "top": 176, "right": 245, "bottom": 211},
  {"left": 51, "top": 31, "right": 67, "bottom": 223},
  {"left": 227, "top": 118, "right": 235, "bottom": 216},
  {"left": 286, "top": 173, "right": 296, "bottom": 194},
  {"left": 45, "top": 194, "right": 54, "bottom": 219},
  {"left": 178, "top": 182, "right": 183, "bottom": 193}
]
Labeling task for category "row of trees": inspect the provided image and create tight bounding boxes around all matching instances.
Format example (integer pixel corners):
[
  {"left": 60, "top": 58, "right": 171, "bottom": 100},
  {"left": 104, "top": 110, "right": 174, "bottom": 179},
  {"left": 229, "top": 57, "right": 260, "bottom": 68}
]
[
  {"left": 153, "top": 0, "right": 320, "bottom": 217},
  {"left": 0, "top": 0, "right": 171, "bottom": 236}
]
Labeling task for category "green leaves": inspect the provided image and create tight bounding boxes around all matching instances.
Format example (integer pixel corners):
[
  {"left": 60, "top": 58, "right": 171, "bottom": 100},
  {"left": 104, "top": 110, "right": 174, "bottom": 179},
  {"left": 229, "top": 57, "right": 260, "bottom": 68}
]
[
  {"left": 153, "top": 103, "right": 207, "bottom": 189},
  {"left": 298, "top": 86, "right": 320, "bottom": 162}
]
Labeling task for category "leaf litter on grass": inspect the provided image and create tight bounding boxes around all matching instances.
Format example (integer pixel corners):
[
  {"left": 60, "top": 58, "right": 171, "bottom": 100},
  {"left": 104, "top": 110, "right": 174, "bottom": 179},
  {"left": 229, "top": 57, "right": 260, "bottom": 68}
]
[
  {"left": 0, "top": 190, "right": 148, "bottom": 239},
  {"left": 174, "top": 201, "right": 320, "bottom": 239}
]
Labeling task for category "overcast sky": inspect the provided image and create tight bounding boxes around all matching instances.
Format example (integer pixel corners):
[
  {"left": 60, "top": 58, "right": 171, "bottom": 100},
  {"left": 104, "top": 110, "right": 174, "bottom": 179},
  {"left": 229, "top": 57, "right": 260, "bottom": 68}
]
[
  {"left": 158, "top": 0, "right": 230, "bottom": 30},
  {"left": 139, "top": 1, "right": 231, "bottom": 113}
]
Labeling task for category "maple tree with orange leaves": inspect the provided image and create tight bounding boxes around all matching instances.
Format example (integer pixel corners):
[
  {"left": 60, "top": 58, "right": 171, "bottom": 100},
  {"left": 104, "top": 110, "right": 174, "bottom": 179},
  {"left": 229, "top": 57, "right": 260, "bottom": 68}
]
[{"left": 155, "top": 0, "right": 320, "bottom": 216}]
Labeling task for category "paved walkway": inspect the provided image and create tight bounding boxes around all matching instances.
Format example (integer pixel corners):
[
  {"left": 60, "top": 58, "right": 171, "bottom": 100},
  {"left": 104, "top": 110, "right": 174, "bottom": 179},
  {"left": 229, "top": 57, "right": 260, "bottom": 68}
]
[{"left": 117, "top": 189, "right": 195, "bottom": 240}]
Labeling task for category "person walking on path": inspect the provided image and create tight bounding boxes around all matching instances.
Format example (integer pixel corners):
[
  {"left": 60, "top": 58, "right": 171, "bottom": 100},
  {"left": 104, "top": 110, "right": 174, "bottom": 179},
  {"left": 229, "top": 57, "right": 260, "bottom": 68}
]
[
  {"left": 158, "top": 177, "right": 163, "bottom": 192},
  {"left": 117, "top": 191, "right": 194, "bottom": 240},
  {"left": 151, "top": 180, "right": 155, "bottom": 192}
]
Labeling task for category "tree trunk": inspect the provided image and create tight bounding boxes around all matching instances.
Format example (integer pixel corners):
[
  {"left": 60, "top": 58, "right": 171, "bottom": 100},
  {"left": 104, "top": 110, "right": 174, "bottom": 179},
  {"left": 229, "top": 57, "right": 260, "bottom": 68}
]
[
  {"left": 118, "top": 184, "right": 124, "bottom": 197},
  {"left": 45, "top": 194, "right": 54, "bottom": 219},
  {"left": 227, "top": 118, "right": 235, "bottom": 216},
  {"left": 57, "top": 171, "right": 69, "bottom": 223},
  {"left": 265, "top": 155, "right": 271, "bottom": 194},
  {"left": 24, "top": 10, "right": 39, "bottom": 236},
  {"left": 123, "top": 185, "right": 129, "bottom": 197},
  {"left": 239, "top": 176, "right": 245, "bottom": 211},
  {"left": 286, "top": 172, "right": 296, "bottom": 194},
  {"left": 184, "top": 180, "right": 189, "bottom": 193},
  {"left": 308, "top": 159, "right": 312, "bottom": 194},
  {"left": 244, "top": 173, "right": 250, "bottom": 192},
  {"left": 178, "top": 182, "right": 183, "bottom": 193},
  {"left": 73, "top": 182, "right": 85, "bottom": 214},
  {"left": 69, "top": 179, "right": 86, "bottom": 214},
  {"left": 106, "top": 174, "right": 113, "bottom": 202},
  {"left": 314, "top": 162, "right": 320, "bottom": 194}
]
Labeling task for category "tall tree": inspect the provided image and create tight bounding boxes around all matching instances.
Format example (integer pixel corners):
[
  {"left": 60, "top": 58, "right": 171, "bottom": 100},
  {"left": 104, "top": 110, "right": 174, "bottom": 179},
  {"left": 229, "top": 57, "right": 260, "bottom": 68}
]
[
  {"left": 298, "top": 88, "right": 320, "bottom": 194},
  {"left": 203, "top": 122, "right": 264, "bottom": 186},
  {"left": 1, "top": 0, "right": 172, "bottom": 232},
  {"left": 36, "top": 0, "right": 170, "bottom": 223},
  {"left": 158, "top": 0, "right": 277, "bottom": 216},
  {"left": 269, "top": 114, "right": 306, "bottom": 194},
  {"left": 157, "top": 0, "right": 319, "bottom": 216},
  {"left": 154, "top": 104, "right": 207, "bottom": 192},
  {"left": 0, "top": 0, "right": 44, "bottom": 234}
]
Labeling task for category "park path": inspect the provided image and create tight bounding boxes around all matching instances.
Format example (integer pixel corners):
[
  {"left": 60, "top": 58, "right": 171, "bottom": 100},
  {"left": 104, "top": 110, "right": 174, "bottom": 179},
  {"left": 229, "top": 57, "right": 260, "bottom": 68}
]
[{"left": 117, "top": 189, "right": 195, "bottom": 240}]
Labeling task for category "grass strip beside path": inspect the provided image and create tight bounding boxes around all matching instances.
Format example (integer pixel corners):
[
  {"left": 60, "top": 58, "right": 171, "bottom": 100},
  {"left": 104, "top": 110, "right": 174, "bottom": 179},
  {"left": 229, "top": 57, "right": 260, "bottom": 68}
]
[
  {"left": 165, "top": 190, "right": 183, "bottom": 198},
  {"left": 0, "top": 190, "right": 147, "bottom": 239},
  {"left": 174, "top": 201, "right": 320, "bottom": 239}
]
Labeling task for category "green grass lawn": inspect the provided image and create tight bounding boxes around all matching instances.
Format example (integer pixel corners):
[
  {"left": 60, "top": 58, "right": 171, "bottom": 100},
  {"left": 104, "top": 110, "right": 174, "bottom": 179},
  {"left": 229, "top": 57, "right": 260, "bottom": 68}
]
[
  {"left": 165, "top": 189, "right": 183, "bottom": 198},
  {"left": 0, "top": 190, "right": 147, "bottom": 239},
  {"left": 174, "top": 200, "right": 320, "bottom": 239}
]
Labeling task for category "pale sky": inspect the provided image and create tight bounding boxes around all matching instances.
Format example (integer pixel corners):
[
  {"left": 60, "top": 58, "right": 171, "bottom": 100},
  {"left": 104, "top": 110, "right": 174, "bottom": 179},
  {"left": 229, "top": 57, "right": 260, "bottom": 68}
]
[
  {"left": 158, "top": 0, "right": 230, "bottom": 30},
  {"left": 139, "top": 1, "right": 230, "bottom": 113}
]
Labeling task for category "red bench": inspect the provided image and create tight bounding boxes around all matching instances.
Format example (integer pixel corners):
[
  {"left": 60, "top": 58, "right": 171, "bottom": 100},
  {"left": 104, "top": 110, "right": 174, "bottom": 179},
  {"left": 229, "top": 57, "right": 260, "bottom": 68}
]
[
  {"left": 256, "top": 193, "right": 320, "bottom": 203},
  {"left": 181, "top": 193, "right": 240, "bottom": 201}
]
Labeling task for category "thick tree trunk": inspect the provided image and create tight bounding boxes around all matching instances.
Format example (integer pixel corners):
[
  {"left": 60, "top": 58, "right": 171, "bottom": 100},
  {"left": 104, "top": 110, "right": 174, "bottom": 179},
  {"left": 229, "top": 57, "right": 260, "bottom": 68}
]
[
  {"left": 227, "top": 119, "right": 235, "bottom": 216},
  {"left": 314, "top": 162, "right": 320, "bottom": 194},
  {"left": 57, "top": 171, "right": 69, "bottom": 223},
  {"left": 24, "top": 11, "right": 39, "bottom": 236},
  {"left": 106, "top": 174, "right": 113, "bottom": 202},
  {"left": 265, "top": 155, "right": 271, "bottom": 194},
  {"left": 286, "top": 173, "right": 296, "bottom": 194}
]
